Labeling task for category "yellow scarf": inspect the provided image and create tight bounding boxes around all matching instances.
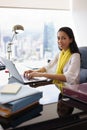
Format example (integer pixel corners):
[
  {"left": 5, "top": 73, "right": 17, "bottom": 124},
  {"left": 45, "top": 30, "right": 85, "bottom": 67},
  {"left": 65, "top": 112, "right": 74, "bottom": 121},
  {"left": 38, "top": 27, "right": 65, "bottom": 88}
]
[{"left": 53, "top": 48, "right": 72, "bottom": 91}]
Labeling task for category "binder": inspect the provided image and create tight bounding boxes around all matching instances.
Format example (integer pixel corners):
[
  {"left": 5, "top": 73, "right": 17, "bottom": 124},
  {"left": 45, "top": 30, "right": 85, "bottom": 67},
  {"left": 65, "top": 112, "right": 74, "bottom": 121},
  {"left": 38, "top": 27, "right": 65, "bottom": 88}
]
[
  {"left": 0, "top": 102, "right": 40, "bottom": 118},
  {"left": 0, "top": 83, "right": 43, "bottom": 117},
  {"left": 0, "top": 83, "right": 42, "bottom": 104},
  {"left": 0, "top": 92, "right": 42, "bottom": 112}
]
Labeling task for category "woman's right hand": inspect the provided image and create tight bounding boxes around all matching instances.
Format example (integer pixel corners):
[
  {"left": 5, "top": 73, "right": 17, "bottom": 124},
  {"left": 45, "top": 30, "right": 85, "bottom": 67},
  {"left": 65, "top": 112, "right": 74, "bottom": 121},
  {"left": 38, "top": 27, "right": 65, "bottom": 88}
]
[{"left": 24, "top": 70, "right": 34, "bottom": 78}]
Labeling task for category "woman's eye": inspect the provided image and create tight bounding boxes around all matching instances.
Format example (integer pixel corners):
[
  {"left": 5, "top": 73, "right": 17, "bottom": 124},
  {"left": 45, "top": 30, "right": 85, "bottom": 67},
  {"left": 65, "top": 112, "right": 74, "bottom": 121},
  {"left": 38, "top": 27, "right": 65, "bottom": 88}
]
[
  {"left": 62, "top": 37, "right": 66, "bottom": 40},
  {"left": 57, "top": 37, "right": 66, "bottom": 41}
]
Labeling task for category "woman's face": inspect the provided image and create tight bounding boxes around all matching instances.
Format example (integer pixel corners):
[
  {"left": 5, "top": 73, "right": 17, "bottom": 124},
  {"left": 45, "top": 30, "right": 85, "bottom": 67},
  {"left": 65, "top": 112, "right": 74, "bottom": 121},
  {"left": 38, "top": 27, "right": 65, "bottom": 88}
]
[{"left": 57, "top": 31, "right": 72, "bottom": 51}]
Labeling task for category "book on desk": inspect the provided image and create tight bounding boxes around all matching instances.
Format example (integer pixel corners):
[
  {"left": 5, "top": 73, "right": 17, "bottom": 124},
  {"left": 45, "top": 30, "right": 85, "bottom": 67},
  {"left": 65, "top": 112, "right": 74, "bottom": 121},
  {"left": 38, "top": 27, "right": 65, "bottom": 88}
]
[
  {"left": 62, "top": 83, "right": 87, "bottom": 104},
  {"left": 0, "top": 83, "right": 43, "bottom": 117}
]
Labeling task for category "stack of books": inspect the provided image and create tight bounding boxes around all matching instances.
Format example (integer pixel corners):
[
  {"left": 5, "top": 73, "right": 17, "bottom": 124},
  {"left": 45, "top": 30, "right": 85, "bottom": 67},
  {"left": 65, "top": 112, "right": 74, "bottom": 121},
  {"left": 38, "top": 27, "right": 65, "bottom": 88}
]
[
  {"left": 0, "top": 83, "right": 43, "bottom": 118},
  {"left": 0, "top": 103, "right": 43, "bottom": 129}
]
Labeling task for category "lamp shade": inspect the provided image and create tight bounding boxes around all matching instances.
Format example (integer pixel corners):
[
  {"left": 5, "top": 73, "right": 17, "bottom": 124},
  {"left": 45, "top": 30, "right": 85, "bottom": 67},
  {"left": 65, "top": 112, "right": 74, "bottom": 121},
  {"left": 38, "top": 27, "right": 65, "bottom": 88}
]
[{"left": 12, "top": 25, "right": 24, "bottom": 33}]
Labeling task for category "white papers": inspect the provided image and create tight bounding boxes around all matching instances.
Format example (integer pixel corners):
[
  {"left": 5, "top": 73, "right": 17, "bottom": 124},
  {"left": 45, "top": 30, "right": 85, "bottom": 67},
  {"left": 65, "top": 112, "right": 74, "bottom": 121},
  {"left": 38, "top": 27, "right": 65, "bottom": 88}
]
[{"left": 36, "top": 84, "right": 60, "bottom": 105}]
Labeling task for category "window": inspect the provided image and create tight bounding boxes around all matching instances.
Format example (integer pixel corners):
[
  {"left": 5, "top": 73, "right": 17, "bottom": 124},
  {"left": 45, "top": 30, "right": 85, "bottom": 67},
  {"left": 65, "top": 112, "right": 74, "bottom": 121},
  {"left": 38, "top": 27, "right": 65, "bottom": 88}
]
[{"left": 0, "top": 8, "right": 73, "bottom": 61}]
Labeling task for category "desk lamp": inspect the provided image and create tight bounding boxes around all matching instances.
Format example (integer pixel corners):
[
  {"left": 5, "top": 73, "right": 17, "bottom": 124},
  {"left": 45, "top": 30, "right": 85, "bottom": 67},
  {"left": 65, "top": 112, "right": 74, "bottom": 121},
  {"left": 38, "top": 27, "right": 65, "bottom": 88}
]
[{"left": 7, "top": 25, "right": 24, "bottom": 60}]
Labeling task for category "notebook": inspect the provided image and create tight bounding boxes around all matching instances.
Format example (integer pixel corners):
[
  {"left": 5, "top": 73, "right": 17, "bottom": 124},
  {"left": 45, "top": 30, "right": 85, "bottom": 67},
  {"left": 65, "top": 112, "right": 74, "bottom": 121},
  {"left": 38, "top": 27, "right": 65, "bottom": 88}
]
[
  {"left": 0, "top": 84, "right": 21, "bottom": 94},
  {"left": 1, "top": 57, "right": 47, "bottom": 84}
]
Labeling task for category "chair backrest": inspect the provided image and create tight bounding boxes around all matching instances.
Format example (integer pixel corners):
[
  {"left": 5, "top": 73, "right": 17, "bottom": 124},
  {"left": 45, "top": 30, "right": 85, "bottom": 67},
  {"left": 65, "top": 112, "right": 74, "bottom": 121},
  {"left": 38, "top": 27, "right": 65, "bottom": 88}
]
[{"left": 79, "top": 47, "right": 87, "bottom": 83}]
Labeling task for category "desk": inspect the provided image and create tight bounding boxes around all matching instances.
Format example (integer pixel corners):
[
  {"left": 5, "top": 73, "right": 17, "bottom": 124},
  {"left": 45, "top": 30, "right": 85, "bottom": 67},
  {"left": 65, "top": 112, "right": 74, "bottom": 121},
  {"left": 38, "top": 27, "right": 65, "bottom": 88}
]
[
  {"left": 1, "top": 103, "right": 86, "bottom": 130},
  {"left": 0, "top": 69, "right": 87, "bottom": 130}
]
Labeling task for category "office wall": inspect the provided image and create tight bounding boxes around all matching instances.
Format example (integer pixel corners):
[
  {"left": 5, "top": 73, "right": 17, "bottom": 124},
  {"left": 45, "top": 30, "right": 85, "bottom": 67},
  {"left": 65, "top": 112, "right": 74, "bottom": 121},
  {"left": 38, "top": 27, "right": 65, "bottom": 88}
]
[
  {"left": 71, "top": 0, "right": 87, "bottom": 46},
  {"left": 0, "top": 0, "right": 70, "bottom": 10}
]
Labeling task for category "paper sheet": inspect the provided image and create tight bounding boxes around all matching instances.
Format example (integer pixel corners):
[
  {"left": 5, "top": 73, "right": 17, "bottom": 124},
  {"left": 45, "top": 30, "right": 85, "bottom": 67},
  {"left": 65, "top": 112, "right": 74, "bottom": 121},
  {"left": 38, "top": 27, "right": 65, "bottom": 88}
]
[{"left": 36, "top": 84, "right": 60, "bottom": 105}]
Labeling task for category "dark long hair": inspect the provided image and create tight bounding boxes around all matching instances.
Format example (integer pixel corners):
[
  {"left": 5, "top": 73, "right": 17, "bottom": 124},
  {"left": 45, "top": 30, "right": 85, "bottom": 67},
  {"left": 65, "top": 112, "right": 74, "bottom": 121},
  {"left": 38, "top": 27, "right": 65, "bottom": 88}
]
[{"left": 58, "top": 27, "right": 80, "bottom": 54}]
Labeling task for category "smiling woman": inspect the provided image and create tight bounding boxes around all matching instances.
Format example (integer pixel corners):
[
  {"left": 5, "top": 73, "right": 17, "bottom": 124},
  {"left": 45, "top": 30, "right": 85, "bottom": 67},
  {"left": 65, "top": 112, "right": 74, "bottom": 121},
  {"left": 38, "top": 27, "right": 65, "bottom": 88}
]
[{"left": 0, "top": 7, "right": 73, "bottom": 61}]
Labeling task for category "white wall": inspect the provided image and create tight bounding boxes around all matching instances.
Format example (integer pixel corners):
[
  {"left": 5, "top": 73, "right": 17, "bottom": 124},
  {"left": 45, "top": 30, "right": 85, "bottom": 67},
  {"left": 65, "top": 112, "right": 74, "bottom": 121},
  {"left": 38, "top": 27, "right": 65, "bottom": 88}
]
[
  {"left": 71, "top": 0, "right": 87, "bottom": 46},
  {"left": 0, "top": 0, "right": 70, "bottom": 10}
]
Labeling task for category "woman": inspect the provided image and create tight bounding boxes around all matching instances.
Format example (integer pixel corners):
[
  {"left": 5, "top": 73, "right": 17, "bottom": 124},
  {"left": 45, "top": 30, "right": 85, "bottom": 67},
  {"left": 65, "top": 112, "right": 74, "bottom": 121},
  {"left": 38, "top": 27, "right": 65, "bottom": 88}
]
[{"left": 24, "top": 27, "right": 80, "bottom": 117}]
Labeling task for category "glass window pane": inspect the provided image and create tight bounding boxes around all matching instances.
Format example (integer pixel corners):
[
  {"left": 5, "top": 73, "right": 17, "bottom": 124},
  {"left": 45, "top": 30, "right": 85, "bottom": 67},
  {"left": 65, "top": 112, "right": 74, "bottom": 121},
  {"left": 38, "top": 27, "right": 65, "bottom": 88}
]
[{"left": 0, "top": 8, "right": 73, "bottom": 61}]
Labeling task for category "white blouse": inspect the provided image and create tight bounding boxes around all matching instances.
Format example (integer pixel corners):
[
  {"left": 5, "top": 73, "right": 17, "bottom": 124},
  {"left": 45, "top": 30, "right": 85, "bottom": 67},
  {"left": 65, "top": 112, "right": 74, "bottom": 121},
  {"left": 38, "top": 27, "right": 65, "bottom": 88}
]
[{"left": 45, "top": 53, "right": 80, "bottom": 86}]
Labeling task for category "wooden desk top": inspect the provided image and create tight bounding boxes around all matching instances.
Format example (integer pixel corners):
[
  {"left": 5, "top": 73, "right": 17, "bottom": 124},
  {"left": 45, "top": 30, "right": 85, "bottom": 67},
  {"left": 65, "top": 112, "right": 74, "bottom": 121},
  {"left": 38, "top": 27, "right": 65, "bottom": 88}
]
[{"left": 0, "top": 102, "right": 84, "bottom": 130}]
